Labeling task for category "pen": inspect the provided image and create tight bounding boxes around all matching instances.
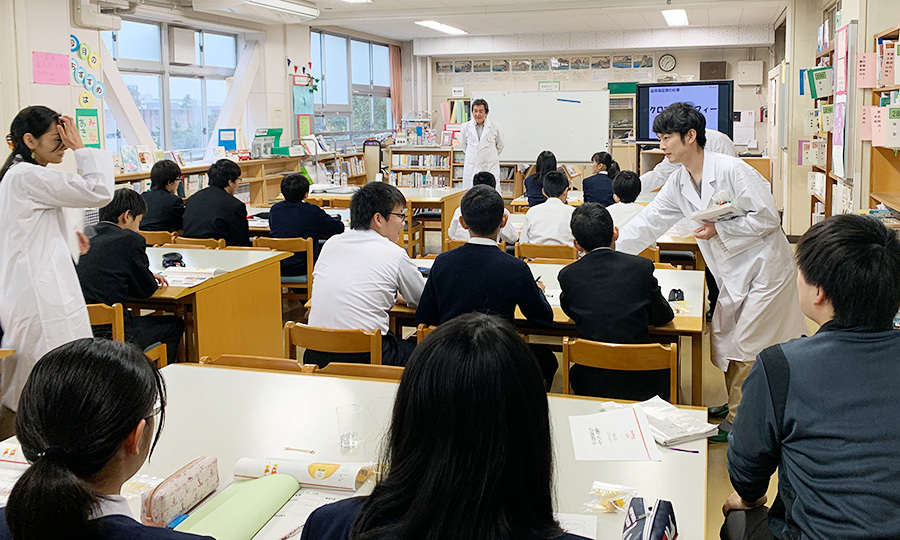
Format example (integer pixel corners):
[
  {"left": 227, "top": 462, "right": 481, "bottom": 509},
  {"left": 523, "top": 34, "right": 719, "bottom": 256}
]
[
  {"left": 668, "top": 447, "right": 699, "bottom": 454},
  {"left": 534, "top": 275, "right": 541, "bottom": 282},
  {"left": 277, "top": 525, "right": 303, "bottom": 540},
  {"left": 284, "top": 446, "right": 316, "bottom": 454}
]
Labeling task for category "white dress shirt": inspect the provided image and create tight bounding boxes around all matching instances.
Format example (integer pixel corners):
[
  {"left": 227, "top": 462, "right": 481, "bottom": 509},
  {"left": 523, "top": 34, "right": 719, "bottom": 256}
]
[
  {"left": 91, "top": 494, "right": 133, "bottom": 520},
  {"left": 309, "top": 229, "right": 426, "bottom": 333},
  {"left": 519, "top": 197, "right": 576, "bottom": 246},
  {"left": 606, "top": 202, "right": 645, "bottom": 228},
  {"left": 447, "top": 206, "right": 519, "bottom": 245},
  {"left": 640, "top": 129, "right": 738, "bottom": 195}
]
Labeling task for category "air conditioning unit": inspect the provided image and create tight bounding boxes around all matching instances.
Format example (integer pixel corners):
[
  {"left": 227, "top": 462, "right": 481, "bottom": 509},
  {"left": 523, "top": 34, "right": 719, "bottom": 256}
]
[{"left": 192, "top": 0, "right": 318, "bottom": 24}]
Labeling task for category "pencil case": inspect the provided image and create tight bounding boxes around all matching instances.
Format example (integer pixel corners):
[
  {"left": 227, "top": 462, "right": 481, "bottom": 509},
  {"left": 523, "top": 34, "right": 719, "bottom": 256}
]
[{"left": 141, "top": 456, "right": 219, "bottom": 527}]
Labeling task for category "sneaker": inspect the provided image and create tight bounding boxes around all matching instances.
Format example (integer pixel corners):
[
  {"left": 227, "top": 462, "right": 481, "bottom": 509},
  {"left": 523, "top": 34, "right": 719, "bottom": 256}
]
[
  {"left": 645, "top": 499, "right": 678, "bottom": 540},
  {"left": 708, "top": 404, "right": 728, "bottom": 418}
]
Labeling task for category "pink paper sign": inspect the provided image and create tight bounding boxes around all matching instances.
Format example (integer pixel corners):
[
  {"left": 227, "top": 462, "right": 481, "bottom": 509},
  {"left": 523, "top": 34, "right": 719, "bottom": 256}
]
[
  {"left": 32, "top": 52, "right": 70, "bottom": 86},
  {"left": 859, "top": 106, "right": 874, "bottom": 141}
]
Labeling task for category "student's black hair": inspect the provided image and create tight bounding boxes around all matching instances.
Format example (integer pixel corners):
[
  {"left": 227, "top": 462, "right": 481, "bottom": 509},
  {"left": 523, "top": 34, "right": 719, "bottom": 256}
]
[
  {"left": 1, "top": 106, "right": 61, "bottom": 184},
  {"left": 652, "top": 102, "right": 707, "bottom": 149},
  {"left": 612, "top": 170, "right": 641, "bottom": 203},
  {"left": 350, "top": 182, "right": 407, "bottom": 230},
  {"left": 99, "top": 187, "right": 148, "bottom": 223},
  {"left": 207, "top": 158, "right": 242, "bottom": 188},
  {"left": 280, "top": 173, "right": 311, "bottom": 202},
  {"left": 591, "top": 151, "right": 620, "bottom": 178},
  {"left": 350, "top": 313, "right": 561, "bottom": 540},
  {"left": 6, "top": 339, "right": 166, "bottom": 540},
  {"left": 471, "top": 98, "right": 489, "bottom": 113},
  {"left": 531, "top": 150, "right": 557, "bottom": 188},
  {"left": 472, "top": 171, "right": 496, "bottom": 189},
  {"left": 460, "top": 185, "right": 504, "bottom": 236},
  {"left": 149, "top": 160, "right": 182, "bottom": 191},
  {"left": 795, "top": 214, "right": 900, "bottom": 329},
  {"left": 541, "top": 171, "right": 569, "bottom": 198},
  {"left": 570, "top": 202, "right": 614, "bottom": 251}
]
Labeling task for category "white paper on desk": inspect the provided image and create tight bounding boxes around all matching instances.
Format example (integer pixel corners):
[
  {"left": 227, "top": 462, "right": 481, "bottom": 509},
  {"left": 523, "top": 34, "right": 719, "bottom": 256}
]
[
  {"left": 251, "top": 489, "right": 355, "bottom": 540},
  {"left": 568, "top": 407, "right": 661, "bottom": 462},
  {"left": 555, "top": 513, "right": 598, "bottom": 539}
]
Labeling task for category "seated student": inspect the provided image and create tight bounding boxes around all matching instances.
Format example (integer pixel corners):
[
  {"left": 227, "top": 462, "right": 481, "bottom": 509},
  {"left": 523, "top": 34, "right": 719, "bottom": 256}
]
[
  {"left": 606, "top": 171, "right": 645, "bottom": 228},
  {"left": 558, "top": 203, "right": 674, "bottom": 401},
  {"left": 182, "top": 159, "right": 250, "bottom": 246},
  {"left": 76, "top": 189, "right": 184, "bottom": 365},
  {"left": 0, "top": 338, "right": 212, "bottom": 540},
  {"left": 722, "top": 214, "right": 900, "bottom": 540},
  {"left": 520, "top": 171, "right": 575, "bottom": 246},
  {"left": 582, "top": 151, "right": 620, "bottom": 206},
  {"left": 416, "top": 185, "right": 557, "bottom": 387},
  {"left": 523, "top": 150, "right": 557, "bottom": 207},
  {"left": 306, "top": 182, "right": 425, "bottom": 367},
  {"left": 140, "top": 160, "right": 184, "bottom": 232},
  {"left": 301, "top": 313, "right": 589, "bottom": 540},
  {"left": 269, "top": 173, "right": 344, "bottom": 278},
  {"left": 448, "top": 171, "right": 518, "bottom": 245}
]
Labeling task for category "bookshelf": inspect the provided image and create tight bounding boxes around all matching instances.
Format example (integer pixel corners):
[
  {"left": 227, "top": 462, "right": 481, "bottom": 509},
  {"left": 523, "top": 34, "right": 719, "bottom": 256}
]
[
  {"left": 809, "top": 18, "right": 835, "bottom": 226},
  {"left": 319, "top": 152, "right": 368, "bottom": 186},
  {"left": 447, "top": 98, "right": 471, "bottom": 124},
  {"left": 609, "top": 94, "right": 635, "bottom": 141},
  {"left": 449, "top": 148, "right": 523, "bottom": 199},
  {"left": 388, "top": 146, "right": 453, "bottom": 187},
  {"left": 868, "top": 24, "right": 900, "bottom": 214}
]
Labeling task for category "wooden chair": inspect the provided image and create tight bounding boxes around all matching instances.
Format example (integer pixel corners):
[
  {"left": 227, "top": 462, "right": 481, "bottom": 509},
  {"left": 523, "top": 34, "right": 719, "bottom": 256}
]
[
  {"left": 639, "top": 246, "right": 661, "bottom": 262},
  {"left": 253, "top": 237, "right": 315, "bottom": 301},
  {"left": 416, "top": 324, "right": 436, "bottom": 343},
  {"left": 200, "top": 354, "right": 304, "bottom": 372},
  {"left": 330, "top": 198, "right": 352, "bottom": 209},
  {"left": 158, "top": 243, "right": 211, "bottom": 250},
  {"left": 397, "top": 202, "right": 425, "bottom": 258},
  {"left": 284, "top": 321, "right": 383, "bottom": 364},
  {"left": 561, "top": 337, "right": 678, "bottom": 401},
  {"left": 654, "top": 262, "right": 681, "bottom": 270},
  {"left": 300, "top": 363, "right": 404, "bottom": 381},
  {"left": 514, "top": 242, "right": 578, "bottom": 262},
  {"left": 144, "top": 342, "right": 167, "bottom": 369},
  {"left": 224, "top": 246, "right": 272, "bottom": 251},
  {"left": 86, "top": 303, "right": 125, "bottom": 342},
  {"left": 139, "top": 230, "right": 174, "bottom": 246},
  {"left": 446, "top": 240, "right": 506, "bottom": 251},
  {"left": 174, "top": 237, "right": 225, "bottom": 249}
]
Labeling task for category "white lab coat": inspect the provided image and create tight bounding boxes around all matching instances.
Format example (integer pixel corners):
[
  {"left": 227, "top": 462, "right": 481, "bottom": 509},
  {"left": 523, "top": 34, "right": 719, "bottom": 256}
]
[
  {"left": 618, "top": 151, "right": 806, "bottom": 371},
  {"left": 0, "top": 149, "right": 114, "bottom": 410},
  {"left": 459, "top": 118, "right": 503, "bottom": 188},
  {"left": 640, "top": 129, "right": 738, "bottom": 195}
]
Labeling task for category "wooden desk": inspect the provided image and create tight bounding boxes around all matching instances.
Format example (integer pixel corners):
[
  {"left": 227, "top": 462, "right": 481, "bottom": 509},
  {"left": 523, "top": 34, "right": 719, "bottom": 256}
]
[
  {"left": 658, "top": 232, "right": 706, "bottom": 272},
  {"left": 0, "top": 350, "right": 14, "bottom": 360},
  {"left": 142, "top": 364, "right": 707, "bottom": 539},
  {"left": 131, "top": 248, "right": 290, "bottom": 362},
  {"left": 510, "top": 192, "right": 584, "bottom": 213}
]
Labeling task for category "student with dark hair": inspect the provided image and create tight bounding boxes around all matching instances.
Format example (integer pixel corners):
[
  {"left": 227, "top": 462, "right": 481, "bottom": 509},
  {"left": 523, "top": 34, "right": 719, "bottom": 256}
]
[
  {"left": 0, "top": 106, "right": 114, "bottom": 440},
  {"left": 520, "top": 171, "right": 575, "bottom": 246},
  {"left": 448, "top": 171, "right": 518, "bottom": 244},
  {"left": 582, "top": 151, "right": 620, "bottom": 206},
  {"left": 459, "top": 99, "right": 504, "bottom": 188},
  {"left": 0, "top": 338, "right": 211, "bottom": 540},
  {"left": 416, "top": 186, "right": 558, "bottom": 387},
  {"left": 76, "top": 189, "right": 184, "bottom": 365},
  {"left": 301, "top": 313, "right": 588, "bottom": 540},
  {"left": 722, "top": 214, "right": 900, "bottom": 540},
  {"left": 524, "top": 150, "right": 557, "bottom": 207},
  {"left": 605, "top": 170, "right": 645, "bottom": 227},
  {"left": 558, "top": 203, "right": 674, "bottom": 400},
  {"left": 140, "top": 160, "right": 184, "bottom": 232},
  {"left": 617, "top": 102, "right": 805, "bottom": 441},
  {"left": 307, "top": 182, "right": 425, "bottom": 367},
  {"left": 269, "top": 173, "right": 344, "bottom": 278},
  {"left": 182, "top": 158, "right": 250, "bottom": 246}
]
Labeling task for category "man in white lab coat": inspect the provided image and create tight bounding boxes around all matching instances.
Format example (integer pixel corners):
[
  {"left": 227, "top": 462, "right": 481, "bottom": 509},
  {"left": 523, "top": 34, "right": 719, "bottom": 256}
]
[
  {"left": 458, "top": 99, "right": 504, "bottom": 189},
  {"left": 617, "top": 103, "right": 806, "bottom": 441},
  {"left": 640, "top": 128, "right": 738, "bottom": 195}
]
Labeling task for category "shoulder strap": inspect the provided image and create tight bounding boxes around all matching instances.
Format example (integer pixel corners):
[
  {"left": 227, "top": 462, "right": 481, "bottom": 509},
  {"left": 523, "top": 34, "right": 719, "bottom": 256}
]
[{"left": 758, "top": 344, "right": 790, "bottom": 437}]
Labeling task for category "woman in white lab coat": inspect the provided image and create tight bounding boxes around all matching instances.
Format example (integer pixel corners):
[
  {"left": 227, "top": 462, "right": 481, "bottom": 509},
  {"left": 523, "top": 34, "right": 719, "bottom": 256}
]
[
  {"left": 459, "top": 99, "right": 504, "bottom": 188},
  {"left": 617, "top": 104, "right": 805, "bottom": 438},
  {"left": 0, "top": 106, "right": 114, "bottom": 437}
]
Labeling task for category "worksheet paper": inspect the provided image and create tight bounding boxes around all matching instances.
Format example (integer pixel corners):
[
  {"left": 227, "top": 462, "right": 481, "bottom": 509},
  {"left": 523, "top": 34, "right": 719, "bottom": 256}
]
[{"left": 568, "top": 407, "right": 661, "bottom": 462}]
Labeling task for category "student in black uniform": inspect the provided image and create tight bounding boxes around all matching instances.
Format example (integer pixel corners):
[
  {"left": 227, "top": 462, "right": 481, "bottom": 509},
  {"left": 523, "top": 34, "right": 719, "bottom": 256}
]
[
  {"left": 140, "top": 160, "right": 184, "bottom": 232},
  {"left": 77, "top": 189, "right": 184, "bottom": 364},
  {"left": 301, "top": 313, "right": 590, "bottom": 540},
  {"left": 269, "top": 173, "right": 344, "bottom": 278},
  {"left": 182, "top": 159, "right": 250, "bottom": 246},
  {"left": 581, "top": 151, "right": 620, "bottom": 206},
  {"left": 0, "top": 338, "right": 212, "bottom": 540},
  {"left": 523, "top": 150, "right": 557, "bottom": 207}
]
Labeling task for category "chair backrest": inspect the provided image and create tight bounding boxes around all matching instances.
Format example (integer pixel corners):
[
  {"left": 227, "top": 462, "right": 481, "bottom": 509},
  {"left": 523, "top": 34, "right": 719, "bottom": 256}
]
[
  {"left": 446, "top": 239, "right": 506, "bottom": 251},
  {"left": 199, "top": 354, "right": 304, "bottom": 372},
  {"left": 561, "top": 337, "right": 678, "bottom": 400},
  {"left": 654, "top": 262, "right": 681, "bottom": 270},
  {"left": 515, "top": 242, "right": 577, "bottom": 261},
  {"left": 86, "top": 303, "right": 125, "bottom": 342},
  {"left": 639, "top": 246, "right": 661, "bottom": 262},
  {"left": 283, "top": 321, "right": 382, "bottom": 364},
  {"left": 224, "top": 245, "right": 272, "bottom": 251},
  {"left": 139, "top": 230, "right": 174, "bottom": 246},
  {"left": 144, "top": 342, "right": 167, "bottom": 369},
  {"left": 300, "top": 363, "right": 404, "bottom": 381},
  {"left": 174, "top": 236, "right": 226, "bottom": 248},
  {"left": 254, "top": 236, "right": 315, "bottom": 283},
  {"left": 159, "top": 243, "right": 210, "bottom": 250},
  {"left": 416, "top": 324, "right": 436, "bottom": 343},
  {"left": 330, "top": 198, "right": 352, "bottom": 209}
]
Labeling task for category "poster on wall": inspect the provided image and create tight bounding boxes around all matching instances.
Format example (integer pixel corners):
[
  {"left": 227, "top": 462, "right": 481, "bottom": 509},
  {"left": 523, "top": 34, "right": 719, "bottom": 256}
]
[
  {"left": 633, "top": 54, "right": 655, "bottom": 82},
  {"left": 531, "top": 58, "right": 550, "bottom": 72},
  {"left": 76, "top": 108, "right": 101, "bottom": 148},
  {"left": 33, "top": 52, "right": 70, "bottom": 85},
  {"left": 292, "top": 84, "right": 314, "bottom": 139},
  {"left": 591, "top": 56, "right": 611, "bottom": 82},
  {"left": 473, "top": 60, "right": 491, "bottom": 73},
  {"left": 570, "top": 57, "right": 589, "bottom": 70},
  {"left": 512, "top": 59, "right": 531, "bottom": 72},
  {"left": 612, "top": 55, "right": 634, "bottom": 81}
]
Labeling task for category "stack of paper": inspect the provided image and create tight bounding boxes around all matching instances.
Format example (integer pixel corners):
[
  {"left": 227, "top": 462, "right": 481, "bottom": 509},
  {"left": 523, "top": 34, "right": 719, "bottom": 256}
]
[
  {"left": 598, "top": 396, "right": 718, "bottom": 447},
  {"left": 161, "top": 267, "right": 226, "bottom": 287},
  {"left": 691, "top": 202, "right": 745, "bottom": 224}
]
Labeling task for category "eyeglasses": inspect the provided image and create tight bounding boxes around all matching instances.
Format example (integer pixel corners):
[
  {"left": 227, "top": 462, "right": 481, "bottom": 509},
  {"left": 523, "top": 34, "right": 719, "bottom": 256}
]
[{"left": 388, "top": 212, "right": 407, "bottom": 220}]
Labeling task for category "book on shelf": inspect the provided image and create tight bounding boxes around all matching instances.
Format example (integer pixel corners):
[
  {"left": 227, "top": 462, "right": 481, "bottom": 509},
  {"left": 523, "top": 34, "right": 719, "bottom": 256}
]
[
  {"left": 135, "top": 145, "right": 154, "bottom": 172},
  {"left": 121, "top": 146, "right": 140, "bottom": 174},
  {"left": 806, "top": 66, "right": 834, "bottom": 99},
  {"left": 170, "top": 150, "right": 186, "bottom": 167},
  {"left": 112, "top": 153, "right": 124, "bottom": 175}
]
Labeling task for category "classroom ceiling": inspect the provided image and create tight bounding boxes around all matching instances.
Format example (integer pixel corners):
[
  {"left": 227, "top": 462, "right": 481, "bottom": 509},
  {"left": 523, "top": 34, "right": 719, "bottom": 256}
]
[{"left": 312, "top": 0, "right": 787, "bottom": 41}]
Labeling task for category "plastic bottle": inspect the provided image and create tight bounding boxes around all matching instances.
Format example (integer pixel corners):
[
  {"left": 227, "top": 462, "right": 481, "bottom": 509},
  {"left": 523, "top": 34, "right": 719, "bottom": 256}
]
[
  {"left": 424, "top": 170, "right": 433, "bottom": 188},
  {"left": 325, "top": 170, "right": 334, "bottom": 184},
  {"left": 340, "top": 170, "right": 348, "bottom": 187}
]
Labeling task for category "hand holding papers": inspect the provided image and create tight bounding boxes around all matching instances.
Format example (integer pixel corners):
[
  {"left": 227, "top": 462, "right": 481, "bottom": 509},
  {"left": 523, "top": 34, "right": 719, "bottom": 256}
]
[{"left": 568, "top": 407, "right": 661, "bottom": 462}]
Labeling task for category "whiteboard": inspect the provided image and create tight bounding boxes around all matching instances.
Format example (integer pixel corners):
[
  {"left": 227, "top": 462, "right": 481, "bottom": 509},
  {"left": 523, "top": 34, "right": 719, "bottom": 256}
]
[{"left": 471, "top": 91, "right": 610, "bottom": 163}]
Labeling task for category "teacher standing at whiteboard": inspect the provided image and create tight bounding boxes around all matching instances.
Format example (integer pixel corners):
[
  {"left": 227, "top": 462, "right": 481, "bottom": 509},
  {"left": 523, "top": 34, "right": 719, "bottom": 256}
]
[{"left": 459, "top": 99, "right": 504, "bottom": 189}]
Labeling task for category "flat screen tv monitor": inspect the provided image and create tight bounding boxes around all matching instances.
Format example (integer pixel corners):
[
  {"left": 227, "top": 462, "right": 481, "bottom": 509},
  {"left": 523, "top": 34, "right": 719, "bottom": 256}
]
[{"left": 636, "top": 81, "right": 734, "bottom": 143}]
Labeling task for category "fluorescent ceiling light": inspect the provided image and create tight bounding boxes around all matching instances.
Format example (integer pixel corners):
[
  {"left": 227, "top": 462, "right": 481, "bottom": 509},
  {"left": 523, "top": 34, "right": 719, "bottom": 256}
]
[
  {"left": 661, "top": 9, "right": 689, "bottom": 26},
  {"left": 247, "top": 0, "right": 319, "bottom": 16},
  {"left": 415, "top": 20, "right": 468, "bottom": 35},
  {"left": 339, "top": 0, "right": 373, "bottom": 3}
]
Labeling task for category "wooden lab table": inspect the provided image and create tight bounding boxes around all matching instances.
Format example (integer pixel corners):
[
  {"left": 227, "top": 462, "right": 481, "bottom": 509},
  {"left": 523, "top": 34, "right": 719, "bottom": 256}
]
[{"left": 510, "top": 191, "right": 584, "bottom": 213}]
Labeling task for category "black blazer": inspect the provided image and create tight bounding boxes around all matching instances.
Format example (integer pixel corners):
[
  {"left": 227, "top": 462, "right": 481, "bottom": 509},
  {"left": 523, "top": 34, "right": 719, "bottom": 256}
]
[
  {"left": 416, "top": 243, "right": 553, "bottom": 326},
  {"left": 582, "top": 172, "right": 615, "bottom": 206},
  {"left": 182, "top": 186, "right": 251, "bottom": 246},
  {"left": 77, "top": 222, "right": 159, "bottom": 305},
  {"left": 0, "top": 509, "right": 212, "bottom": 540},
  {"left": 524, "top": 173, "right": 547, "bottom": 207},
  {"left": 140, "top": 188, "right": 184, "bottom": 232},
  {"left": 269, "top": 200, "right": 344, "bottom": 276}
]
